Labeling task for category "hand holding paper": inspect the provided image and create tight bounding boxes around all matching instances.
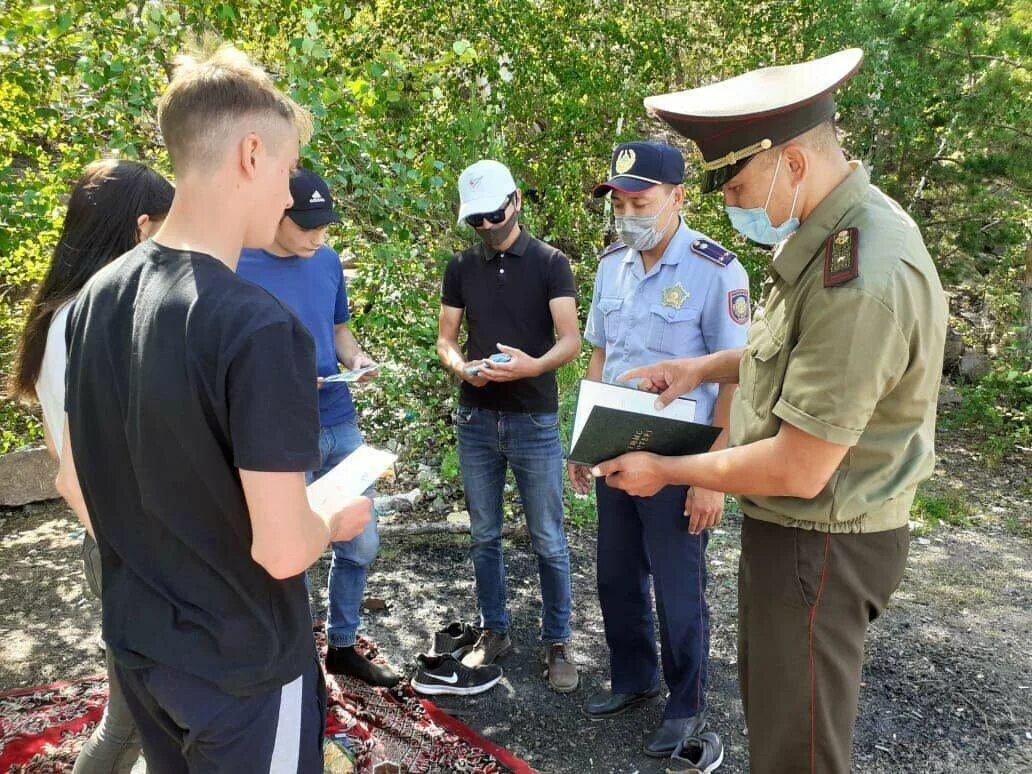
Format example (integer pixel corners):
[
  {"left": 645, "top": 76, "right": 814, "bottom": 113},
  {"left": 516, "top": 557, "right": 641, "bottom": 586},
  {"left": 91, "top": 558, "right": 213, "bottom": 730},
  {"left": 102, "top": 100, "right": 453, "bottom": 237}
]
[
  {"left": 307, "top": 445, "right": 397, "bottom": 541},
  {"left": 325, "top": 496, "right": 373, "bottom": 543}
]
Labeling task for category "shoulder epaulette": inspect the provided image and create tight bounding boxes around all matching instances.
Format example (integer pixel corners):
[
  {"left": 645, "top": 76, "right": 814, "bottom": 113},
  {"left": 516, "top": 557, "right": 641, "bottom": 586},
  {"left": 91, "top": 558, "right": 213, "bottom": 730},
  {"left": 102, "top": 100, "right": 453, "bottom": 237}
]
[
  {"left": 823, "top": 227, "right": 859, "bottom": 287},
  {"left": 598, "top": 241, "right": 626, "bottom": 260},
  {"left": 690, "top": 238, "right": 737, "bottom": 267}
]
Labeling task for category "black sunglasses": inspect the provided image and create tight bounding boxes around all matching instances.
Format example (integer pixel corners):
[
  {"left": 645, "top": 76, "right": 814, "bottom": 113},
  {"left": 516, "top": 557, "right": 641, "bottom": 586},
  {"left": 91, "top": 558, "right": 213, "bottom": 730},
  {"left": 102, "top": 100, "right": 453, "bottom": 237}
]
[{"left": 465, "top": 193, "right": 515, "bottom": 228}]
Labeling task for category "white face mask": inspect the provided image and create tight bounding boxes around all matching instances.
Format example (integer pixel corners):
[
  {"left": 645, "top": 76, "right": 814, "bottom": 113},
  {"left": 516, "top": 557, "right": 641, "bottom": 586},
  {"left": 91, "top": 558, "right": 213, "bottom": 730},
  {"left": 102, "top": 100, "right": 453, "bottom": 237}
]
[{"left": 614, "top": 187, "right": 678, "bottom": 251}]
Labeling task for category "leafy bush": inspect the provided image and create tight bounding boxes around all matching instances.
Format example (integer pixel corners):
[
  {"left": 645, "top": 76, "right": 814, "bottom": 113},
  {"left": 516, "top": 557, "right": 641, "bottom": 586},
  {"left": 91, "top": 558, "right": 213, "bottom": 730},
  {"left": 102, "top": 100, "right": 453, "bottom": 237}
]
[{"left": 1, "top": 0, "right": 1028, "bottom": 464}]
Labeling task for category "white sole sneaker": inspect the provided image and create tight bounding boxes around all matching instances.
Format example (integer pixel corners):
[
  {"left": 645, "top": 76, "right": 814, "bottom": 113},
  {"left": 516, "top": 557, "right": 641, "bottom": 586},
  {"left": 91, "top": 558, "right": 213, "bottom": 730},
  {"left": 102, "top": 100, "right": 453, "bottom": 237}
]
[{"left": 409, "top": 673, "right": 502, "bottom": 696}]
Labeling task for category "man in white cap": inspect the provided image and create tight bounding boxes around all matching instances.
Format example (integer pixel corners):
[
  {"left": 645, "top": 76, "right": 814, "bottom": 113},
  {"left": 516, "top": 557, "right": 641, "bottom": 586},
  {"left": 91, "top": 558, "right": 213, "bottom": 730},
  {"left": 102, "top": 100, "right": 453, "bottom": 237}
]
[
  {"left": 436, "top": 159, "right": 582, "bottom": 693},
  {"left": 592, "top": 49, "right": 947, "bottom": 772}
]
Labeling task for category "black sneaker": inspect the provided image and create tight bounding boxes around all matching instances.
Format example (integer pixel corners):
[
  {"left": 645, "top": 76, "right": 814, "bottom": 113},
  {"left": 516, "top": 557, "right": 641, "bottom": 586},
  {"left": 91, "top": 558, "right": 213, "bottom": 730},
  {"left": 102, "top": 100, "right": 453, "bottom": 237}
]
[
  {"left": 325, "top": 645, "right": 401, "bottom": 688},
  {"left": 671, "top": 730, "right": 724, "bottom": 773},
  {"left": 410, "top": 654, "right": 503, "bottom": 696},
  {"left": 430, "top": 621, "right": 480, "bottom": 658}
]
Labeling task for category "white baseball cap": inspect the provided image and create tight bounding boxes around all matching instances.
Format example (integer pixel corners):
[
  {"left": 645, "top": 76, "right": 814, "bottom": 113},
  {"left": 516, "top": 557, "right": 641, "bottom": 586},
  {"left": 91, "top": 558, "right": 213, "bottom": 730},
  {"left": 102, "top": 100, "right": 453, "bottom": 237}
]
[{"left": 456, "top": 159, "right": 517, "bottom": 226}]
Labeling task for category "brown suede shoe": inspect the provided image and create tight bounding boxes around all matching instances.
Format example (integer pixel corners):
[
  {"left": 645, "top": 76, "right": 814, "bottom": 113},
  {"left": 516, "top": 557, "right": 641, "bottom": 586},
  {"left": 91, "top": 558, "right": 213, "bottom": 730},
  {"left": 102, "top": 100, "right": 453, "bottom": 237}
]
[
  {"left": 543, "top": 642, "right": 579, "bottom": 693},
  {"left": 461, "top": 629, "right": 512, "bottom": 668}
]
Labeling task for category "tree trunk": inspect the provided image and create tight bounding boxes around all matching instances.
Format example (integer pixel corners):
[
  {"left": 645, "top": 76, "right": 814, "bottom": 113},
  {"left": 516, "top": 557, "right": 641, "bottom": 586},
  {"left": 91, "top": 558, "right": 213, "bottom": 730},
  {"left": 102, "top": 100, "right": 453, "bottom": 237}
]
[{"left": 1023, "top": 243, "right": 1032, "bottom": 348}]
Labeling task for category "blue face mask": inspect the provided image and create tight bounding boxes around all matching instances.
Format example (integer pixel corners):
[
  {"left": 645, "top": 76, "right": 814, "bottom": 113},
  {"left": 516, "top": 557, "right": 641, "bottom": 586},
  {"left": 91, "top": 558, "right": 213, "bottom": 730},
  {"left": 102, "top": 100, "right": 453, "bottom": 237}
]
[{"left": 725, "top": 152, "right": 801, "bottom": 246}]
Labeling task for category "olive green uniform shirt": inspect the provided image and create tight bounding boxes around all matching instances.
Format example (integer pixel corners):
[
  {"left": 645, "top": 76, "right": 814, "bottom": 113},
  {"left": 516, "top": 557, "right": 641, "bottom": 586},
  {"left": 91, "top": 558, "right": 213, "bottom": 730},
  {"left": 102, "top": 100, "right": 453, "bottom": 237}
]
[{"left": 731, "top": 162, "right": 947, "bottom": 533}]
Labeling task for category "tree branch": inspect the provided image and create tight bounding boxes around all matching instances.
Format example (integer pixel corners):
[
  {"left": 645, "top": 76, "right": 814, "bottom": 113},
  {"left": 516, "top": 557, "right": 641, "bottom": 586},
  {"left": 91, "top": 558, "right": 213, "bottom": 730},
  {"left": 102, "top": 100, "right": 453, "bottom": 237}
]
[{"left": 928, "top": 47, "right": 1028, "bottom": 70}]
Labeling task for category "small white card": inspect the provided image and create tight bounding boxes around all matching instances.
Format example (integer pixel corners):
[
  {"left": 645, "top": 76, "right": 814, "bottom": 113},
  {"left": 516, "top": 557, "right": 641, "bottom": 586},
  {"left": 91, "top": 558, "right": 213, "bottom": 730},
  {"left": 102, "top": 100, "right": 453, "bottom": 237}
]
[
  {"left": 306, "top": 444, "right": 397, "bottom": 512},
  {"left": 321, "top": 363, "right": 383, "bottom": 384}
]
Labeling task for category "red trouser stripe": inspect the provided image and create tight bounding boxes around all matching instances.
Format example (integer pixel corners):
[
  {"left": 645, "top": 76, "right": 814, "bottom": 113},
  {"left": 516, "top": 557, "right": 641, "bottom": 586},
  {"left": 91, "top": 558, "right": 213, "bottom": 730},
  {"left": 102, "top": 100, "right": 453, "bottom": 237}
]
[{"left": 808, "top": 534, "right": 832, "bottom": 774}]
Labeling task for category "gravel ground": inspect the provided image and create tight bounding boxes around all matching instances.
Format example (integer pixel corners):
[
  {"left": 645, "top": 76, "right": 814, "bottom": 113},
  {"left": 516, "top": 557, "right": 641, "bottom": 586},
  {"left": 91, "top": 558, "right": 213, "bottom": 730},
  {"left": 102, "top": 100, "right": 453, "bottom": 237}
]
[{"left": 1, "top": 436, "right": 1029, "bottom": 772}]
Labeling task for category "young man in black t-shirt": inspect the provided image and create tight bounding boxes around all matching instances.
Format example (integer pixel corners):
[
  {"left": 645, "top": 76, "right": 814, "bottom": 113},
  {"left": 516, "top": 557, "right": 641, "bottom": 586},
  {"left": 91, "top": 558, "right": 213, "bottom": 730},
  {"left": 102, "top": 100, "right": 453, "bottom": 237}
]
[
  {"left": 57, "top": 44, "right": 371, "bottom": 771},
  {"left": 436, "top": 159, "right": 582, "bottom": 693}
]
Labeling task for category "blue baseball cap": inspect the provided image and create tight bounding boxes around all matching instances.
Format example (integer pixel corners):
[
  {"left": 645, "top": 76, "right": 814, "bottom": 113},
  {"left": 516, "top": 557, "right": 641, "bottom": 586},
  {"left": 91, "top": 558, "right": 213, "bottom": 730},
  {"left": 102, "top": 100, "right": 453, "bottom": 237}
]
[{"left": 592, "top": 140, "right": 685, "bottom": 197}]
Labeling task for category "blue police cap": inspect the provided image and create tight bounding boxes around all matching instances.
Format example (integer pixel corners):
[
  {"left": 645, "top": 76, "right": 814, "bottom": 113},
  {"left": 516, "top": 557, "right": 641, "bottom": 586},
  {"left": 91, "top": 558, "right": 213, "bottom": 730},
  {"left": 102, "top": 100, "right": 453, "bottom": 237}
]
[{"left": 592, "top": 140, "right": 685, "bottom": 197}]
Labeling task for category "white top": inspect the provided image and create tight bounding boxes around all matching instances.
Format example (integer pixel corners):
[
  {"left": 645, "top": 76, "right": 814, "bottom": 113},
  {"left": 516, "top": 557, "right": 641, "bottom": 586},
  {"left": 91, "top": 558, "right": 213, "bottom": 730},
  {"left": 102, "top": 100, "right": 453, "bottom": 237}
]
[
  {"left": 35, "top": 300, "right": 73, "bottom": 457},
  {"left": 644, "top": 48, "right": 863, "bottom": 118}
]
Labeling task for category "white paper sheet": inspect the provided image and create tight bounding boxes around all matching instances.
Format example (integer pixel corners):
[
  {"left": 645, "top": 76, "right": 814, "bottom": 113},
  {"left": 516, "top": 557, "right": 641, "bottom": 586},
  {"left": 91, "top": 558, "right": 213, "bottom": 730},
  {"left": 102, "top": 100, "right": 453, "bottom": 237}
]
[
  {"left": 570, "top": 380, "right": 697, "bottom": 448},
  {"left": 306, "top": 444, "right": 397, "bottom": 512}
]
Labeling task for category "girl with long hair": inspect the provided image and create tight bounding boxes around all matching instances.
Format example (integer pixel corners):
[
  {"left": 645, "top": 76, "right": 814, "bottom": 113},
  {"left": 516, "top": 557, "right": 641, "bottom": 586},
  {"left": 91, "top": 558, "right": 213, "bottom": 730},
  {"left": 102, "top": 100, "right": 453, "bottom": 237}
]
[{"left": 11, "top": 158, "right": 174, "bottom": 773}]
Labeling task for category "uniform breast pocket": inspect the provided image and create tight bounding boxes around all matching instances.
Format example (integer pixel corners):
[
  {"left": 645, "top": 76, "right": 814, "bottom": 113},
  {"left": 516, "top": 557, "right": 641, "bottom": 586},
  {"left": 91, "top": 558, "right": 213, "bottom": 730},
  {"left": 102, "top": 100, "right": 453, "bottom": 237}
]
[
  {"left": 597, "top": 298, "right": 624, "bottom": 345},
  {"left": 739, "top": 320, "right": 784, "bottom": 416},
  {"left": 646, "top": 304, "right": 701, "bottom": 355}
]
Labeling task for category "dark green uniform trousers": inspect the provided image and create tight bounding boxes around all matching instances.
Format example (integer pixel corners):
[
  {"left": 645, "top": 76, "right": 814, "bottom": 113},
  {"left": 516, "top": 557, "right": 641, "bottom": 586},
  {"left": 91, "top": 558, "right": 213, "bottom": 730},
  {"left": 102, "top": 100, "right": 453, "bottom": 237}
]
[{"left": 738, "top": 517, "right": 909, "bottom": 773}]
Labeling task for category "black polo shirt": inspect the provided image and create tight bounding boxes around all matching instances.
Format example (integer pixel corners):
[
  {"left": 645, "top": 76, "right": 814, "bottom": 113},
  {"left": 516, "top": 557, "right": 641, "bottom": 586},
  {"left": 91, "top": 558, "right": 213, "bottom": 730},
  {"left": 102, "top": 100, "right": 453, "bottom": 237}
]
[{"left": 442, "top": 227, "right": 576, "bottom": 413}]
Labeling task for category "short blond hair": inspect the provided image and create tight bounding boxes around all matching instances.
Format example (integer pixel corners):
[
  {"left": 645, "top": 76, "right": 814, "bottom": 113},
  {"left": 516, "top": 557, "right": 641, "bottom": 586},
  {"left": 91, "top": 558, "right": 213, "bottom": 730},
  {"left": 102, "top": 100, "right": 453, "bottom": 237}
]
[{"left": 157, "top": 41, "right": 312, "bottom": 173}]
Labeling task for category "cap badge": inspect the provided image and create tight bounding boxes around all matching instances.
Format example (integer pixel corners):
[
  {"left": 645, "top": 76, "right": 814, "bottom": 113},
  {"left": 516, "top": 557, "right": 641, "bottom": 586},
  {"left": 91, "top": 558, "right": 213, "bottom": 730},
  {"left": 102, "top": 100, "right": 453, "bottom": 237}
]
[
  {"left": 468, "top": 175, "right": 483, "bottom": 190},
  {"left": 614, "top": 148, "right": 636, "bottom": 175},
  {"left": 308, "top": 190, "right": 325, "bottom": 204},
  {"left": 661, "top": 282, "right": 689, "bottom": 309}
]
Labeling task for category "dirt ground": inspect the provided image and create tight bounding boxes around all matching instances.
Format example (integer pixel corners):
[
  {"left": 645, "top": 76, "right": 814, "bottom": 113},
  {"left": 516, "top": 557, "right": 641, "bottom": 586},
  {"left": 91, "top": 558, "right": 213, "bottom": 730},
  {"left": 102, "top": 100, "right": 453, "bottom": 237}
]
[{"left": 1, "top": 433, "right": 1029, "bottom": 773}]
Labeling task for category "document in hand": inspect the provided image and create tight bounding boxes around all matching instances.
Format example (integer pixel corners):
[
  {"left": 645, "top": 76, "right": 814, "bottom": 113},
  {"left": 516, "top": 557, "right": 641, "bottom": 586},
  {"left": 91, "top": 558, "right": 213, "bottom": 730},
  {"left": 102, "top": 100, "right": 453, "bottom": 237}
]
[
  {"left": 306, "top": 444, "right": 397, "bottom": 513},
  {"left": 567, "top": 379, "right": 721, "bottom": 466}
]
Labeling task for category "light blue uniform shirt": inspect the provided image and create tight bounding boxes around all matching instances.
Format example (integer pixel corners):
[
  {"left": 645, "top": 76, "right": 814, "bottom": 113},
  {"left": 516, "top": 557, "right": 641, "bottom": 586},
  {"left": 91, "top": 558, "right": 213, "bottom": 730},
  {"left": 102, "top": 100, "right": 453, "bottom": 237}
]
[{"left": 584, "top": 220, "right": 751, "bottom": 424}]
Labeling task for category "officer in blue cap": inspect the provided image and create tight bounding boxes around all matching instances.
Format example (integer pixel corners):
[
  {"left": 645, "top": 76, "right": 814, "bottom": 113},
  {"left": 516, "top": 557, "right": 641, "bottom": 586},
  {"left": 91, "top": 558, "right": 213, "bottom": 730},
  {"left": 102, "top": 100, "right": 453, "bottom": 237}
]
[{"left": 568, "top": 140, "right": 750, "bottom": 760}]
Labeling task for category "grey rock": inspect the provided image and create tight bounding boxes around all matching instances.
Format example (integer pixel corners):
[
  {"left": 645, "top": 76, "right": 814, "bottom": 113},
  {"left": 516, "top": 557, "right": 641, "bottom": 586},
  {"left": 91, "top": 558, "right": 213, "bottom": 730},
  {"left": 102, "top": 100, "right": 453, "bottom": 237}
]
[
  {"left": 417, "top": 464, "right": 440, "bottom": 487},
  {"left": 0, "top": 446, "right": 59, "bottom": 507},
  {"left": 959, "top": 351, "right": 990, "bottom": 381},
  {"left": 374, "top": 488, "right": 423, "bottom": 514},
  {"left": 943, "top": 327, "right": 964, "bottom": 371},
  {"left": 938, "top": 384, "right": 963, "bottom": 409},
  {"left": 373, "top": 495, "right": 396, "bottom": 513}
]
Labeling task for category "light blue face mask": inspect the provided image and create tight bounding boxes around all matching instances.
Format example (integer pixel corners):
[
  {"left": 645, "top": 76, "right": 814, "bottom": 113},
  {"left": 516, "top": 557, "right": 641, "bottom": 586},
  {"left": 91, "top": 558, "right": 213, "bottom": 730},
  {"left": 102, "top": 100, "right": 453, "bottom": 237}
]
[{"left": 725, "top": 152, "right": 801, "bottom": 246}]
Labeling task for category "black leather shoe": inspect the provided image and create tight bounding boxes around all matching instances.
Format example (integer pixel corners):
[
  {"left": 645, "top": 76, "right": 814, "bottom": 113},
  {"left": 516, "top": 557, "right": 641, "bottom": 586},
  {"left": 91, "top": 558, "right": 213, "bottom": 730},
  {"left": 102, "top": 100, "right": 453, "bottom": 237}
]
[
  {"left": 643, "top": 713, "right": 706, "bottom": 758},
  {"left": 583, "top": 685, "right": 661, "bottom": 719},
  {"left": 325, "top": 646, "right": 401, "bottom": 688}
]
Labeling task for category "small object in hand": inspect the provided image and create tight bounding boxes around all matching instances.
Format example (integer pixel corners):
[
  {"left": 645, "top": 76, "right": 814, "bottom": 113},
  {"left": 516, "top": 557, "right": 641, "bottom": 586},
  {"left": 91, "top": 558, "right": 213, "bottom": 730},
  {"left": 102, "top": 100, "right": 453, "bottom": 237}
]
[
  {"left": 322, "top": 363, "right": 382, "bottom": 384},
  {"left": 465, "top": 353, "right": 512, "bottom": 376}
]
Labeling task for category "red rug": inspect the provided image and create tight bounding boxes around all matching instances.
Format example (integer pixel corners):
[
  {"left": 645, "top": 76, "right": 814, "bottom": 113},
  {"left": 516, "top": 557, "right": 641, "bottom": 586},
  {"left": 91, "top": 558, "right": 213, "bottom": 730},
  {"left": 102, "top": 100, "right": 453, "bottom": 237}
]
[{"left": 0, "top": 637, "right": 534, "bottom": 773}]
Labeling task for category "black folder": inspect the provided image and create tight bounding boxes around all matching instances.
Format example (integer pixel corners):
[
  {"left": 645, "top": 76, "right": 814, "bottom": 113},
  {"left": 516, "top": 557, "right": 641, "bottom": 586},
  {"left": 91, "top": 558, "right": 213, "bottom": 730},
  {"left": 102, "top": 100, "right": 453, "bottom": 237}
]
[{"left": 567, "top": 380, "right": 721, "bottom": 466}]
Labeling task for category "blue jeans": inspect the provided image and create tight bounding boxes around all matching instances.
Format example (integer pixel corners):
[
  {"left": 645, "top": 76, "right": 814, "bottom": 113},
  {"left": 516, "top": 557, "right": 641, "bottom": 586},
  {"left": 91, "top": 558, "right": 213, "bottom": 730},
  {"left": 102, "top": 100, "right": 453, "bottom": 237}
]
[
  {"left": 307, "top": 419, "right": 379, "bottom": 649},
  {"left": 455, "top": 406, "right": 572, "bottom": 643}
]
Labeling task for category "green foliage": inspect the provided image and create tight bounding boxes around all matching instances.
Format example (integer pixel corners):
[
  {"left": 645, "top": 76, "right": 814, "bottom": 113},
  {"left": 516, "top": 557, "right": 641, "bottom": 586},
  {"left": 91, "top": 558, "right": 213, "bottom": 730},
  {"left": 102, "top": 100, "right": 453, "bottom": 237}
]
[
  {"left": 438, "top": 445, "right": 461, "bottom": 485},
  {"left": 1, "top": 0, "right": 1029, "bottom": 465},
  {"left": 910, "top": 486, "right": 973, "bottom": 535},
  {"left": 944, "top": 345, "right": 1032, "bottom": 463}
]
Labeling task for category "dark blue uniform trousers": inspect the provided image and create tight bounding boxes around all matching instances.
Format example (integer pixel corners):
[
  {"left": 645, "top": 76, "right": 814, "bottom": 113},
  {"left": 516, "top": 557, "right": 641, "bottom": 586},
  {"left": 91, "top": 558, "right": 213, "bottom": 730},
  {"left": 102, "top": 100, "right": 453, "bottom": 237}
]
[{"left": 596, "top": 479, "right": 710, "bottom": 720}]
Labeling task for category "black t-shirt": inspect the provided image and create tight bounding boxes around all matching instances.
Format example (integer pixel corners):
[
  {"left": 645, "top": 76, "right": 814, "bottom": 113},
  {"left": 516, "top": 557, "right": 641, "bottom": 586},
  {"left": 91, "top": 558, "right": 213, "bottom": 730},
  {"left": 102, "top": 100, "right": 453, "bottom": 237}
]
[
  {"left": 441, "top": 227, "right": 576, "bottom": 412},
  {"left": 65, "top": 240, "right": 321, "bottom": 696}
]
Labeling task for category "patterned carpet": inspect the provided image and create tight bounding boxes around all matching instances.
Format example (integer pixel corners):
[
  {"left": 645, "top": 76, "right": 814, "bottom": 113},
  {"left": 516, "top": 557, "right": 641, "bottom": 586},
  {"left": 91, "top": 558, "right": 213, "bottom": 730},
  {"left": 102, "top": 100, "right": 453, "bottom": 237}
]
[{"left": 0, "top": 635, "right": 534, "bottom": 773}]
